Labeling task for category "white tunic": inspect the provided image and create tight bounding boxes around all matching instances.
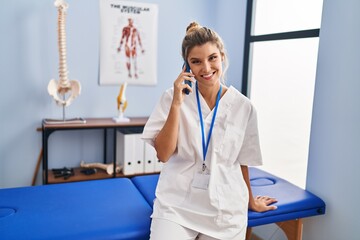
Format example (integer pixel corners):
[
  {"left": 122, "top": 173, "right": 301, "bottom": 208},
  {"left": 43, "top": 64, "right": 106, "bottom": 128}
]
[{"left": 142, "top": 85, "right": 262, "bottom": 239}]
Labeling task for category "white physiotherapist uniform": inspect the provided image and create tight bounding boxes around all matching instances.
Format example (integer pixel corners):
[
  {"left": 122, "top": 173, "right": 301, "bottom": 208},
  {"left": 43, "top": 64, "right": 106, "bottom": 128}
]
[{"left": 142, "top": 85, "right": 262, "bottom": 239}]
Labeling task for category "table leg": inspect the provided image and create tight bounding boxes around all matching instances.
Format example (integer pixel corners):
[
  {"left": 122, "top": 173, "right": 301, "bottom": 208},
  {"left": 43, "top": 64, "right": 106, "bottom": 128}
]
[
  {"left": 246, "top": 227, "right": 252, "bottom": 240},
  {"left": 276, "top": 219, "right": 303, "bottom": 240}
]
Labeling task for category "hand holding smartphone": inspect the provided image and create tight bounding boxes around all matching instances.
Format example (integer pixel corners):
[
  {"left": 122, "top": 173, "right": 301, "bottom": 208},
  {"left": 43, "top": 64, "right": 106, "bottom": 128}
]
[{"left": 183, "top": 62, "right": 192, "bottom": 95}]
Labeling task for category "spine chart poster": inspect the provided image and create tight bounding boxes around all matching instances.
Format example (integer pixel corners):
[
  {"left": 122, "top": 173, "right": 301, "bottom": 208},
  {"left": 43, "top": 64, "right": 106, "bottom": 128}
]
[{"left": 99, "top": 0, "right": 158, "bottom": 85}]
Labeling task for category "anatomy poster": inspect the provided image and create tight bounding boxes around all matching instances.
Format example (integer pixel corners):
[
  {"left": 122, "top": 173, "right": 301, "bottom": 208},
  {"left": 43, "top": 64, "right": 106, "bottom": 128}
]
[{"left": 99, "top": 0, "right": 158, "bottom": 85}]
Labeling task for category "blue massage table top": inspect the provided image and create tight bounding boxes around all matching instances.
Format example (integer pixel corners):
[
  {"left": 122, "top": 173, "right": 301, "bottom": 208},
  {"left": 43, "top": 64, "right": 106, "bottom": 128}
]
[
  {"left": 0, "top": 168, "right": 325, "bottom": 239},
  {"left": 247, "top": 167, "right": 325, "bottom": 227},
  {"left": 131, "top": 167, "right": 326, "bottom": 228},
  {"left": 0, "top": 178, "right": 152, "bottom": 240}
]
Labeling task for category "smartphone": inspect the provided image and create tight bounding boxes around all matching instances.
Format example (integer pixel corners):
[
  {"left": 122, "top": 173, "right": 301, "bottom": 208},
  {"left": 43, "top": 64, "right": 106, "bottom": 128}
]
[{"left": 183, "top": 61, "right": 192, "bottom": 95}]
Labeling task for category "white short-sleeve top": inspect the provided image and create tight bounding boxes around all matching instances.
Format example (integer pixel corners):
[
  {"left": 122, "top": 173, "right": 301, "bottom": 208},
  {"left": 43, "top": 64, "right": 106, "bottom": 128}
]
[{"left": 142, "top": 85, "right": 262, "bottom": 239}]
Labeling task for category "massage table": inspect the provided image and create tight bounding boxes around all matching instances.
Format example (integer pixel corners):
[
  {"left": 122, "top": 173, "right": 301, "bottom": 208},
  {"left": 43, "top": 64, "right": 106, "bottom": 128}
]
[
  {"left": 0, "top": 168, "right": 325, "bottom": 240},
  {"left": 0, "top": 178, "right": 152, "bottom": 240},
  {"left": 131, "top": 167, "right": 326, "bottom": 240}
]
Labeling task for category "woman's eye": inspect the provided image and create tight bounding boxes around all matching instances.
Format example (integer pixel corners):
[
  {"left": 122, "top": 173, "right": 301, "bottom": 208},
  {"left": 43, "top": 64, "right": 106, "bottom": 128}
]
[{"left": 209, "top": 55, "right": 217, "bottom": 61}]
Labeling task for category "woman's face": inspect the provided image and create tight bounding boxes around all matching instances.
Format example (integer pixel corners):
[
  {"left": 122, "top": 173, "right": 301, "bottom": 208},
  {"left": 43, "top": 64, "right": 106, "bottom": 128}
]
[{"left": 187, "top": 42, "right": 223, "bottom": 86}]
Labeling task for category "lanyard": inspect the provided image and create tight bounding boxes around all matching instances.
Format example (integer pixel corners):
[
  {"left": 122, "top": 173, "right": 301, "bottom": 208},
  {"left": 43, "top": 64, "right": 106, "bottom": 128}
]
[{"left": 196, "top": 82, "right": 222, "bottom": 170}]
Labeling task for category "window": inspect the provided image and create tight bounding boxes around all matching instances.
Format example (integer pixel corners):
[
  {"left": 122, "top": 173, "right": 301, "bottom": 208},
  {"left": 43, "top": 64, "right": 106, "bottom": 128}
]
[{"left": 242, "top": 0, "right": 323, "bottom": 188}]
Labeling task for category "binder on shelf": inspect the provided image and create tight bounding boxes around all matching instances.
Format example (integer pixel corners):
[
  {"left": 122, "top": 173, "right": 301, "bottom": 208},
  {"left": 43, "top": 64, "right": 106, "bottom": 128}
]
[
  {"left": 116, "top": 131, "right": 144, "bottom": 175},
  {"left": 155, "top": 158, "right": 163, "bottom": 172},
  {"left": 144, "top": 143, "right": 156, "bottom": 173},
  {"left": 117, "top": 131, "right": 135, "bottom": 175},
  {"left": 133, "top": 134, "right": 145, "bottom": 174}
]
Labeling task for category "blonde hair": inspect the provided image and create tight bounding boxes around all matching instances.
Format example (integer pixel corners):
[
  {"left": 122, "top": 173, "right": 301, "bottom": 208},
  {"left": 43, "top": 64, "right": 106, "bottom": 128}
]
[{"left": 181, "top": 22, "right": 229, "bottom": 83}]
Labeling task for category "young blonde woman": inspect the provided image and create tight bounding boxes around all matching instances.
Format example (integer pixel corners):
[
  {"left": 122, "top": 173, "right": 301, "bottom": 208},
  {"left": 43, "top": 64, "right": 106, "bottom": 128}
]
[{"left": 142, "top": 22, "right": 277, "bottom": 240}]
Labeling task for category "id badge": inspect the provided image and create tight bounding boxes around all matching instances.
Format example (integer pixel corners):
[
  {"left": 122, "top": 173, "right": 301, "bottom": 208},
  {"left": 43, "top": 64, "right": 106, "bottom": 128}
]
[{"left": 192, "top": 172, "right": 210, "bottom": 190}]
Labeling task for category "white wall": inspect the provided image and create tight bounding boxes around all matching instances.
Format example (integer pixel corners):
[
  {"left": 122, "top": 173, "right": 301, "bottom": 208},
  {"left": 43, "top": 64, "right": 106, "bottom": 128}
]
[
  {"left": 0, "top": 0, "right": 246, "bottom": 188},
  {"left": 304, "top": 0, "right": 360, "bottom": 239}
]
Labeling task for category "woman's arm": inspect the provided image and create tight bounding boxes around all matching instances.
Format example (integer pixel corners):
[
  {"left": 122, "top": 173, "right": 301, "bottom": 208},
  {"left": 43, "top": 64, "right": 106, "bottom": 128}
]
[
  {"left": 154, "top": 103, "right": 180, "bottom": 162},
  {"left": 241, "top": 165, "right": 277, "bottom": 212},
  {"left": 154, "top": 68, "right": 194, "bottom": 162}
]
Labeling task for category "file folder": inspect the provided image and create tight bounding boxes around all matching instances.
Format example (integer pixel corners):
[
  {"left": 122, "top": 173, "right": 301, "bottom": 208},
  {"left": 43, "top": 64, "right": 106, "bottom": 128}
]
[
  {"left": 133, "top": 134, "right": 145, "bottom": 174},
  {"left": 144, "top": 143, "right": 156, "bottom": 173},
  {"left": 116, "top": 131, "right": 135, "bottom": 175}
]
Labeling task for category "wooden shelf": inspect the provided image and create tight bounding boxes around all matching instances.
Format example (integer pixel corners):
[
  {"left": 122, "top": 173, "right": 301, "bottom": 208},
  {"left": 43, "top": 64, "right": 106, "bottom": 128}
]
[
  {"left": 47, "top": 167, "right": 159, "bottom": 184},
  {"left": 43, "top": 117, "right": 148, "bottom": 130},
  {"left": 42, "top": 117, "right": 150, "bottom": 184}
]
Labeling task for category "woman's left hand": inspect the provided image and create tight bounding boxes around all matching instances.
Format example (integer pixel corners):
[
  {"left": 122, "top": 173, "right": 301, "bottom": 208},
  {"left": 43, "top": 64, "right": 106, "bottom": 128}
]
[{"left": 250, "top": 195, "right": 278, "bottom": 212}]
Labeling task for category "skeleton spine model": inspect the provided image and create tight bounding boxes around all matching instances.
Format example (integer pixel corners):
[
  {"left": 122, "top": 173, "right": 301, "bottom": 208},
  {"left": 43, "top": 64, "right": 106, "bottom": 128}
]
[{"left": 48, "top": 0, "right": 81, "bottom": 107}]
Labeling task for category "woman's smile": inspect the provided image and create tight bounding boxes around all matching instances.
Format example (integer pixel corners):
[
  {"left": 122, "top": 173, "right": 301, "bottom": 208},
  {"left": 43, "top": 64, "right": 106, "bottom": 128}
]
[{"left": 201, "top": 71, "right": 216, "bottom": 80}]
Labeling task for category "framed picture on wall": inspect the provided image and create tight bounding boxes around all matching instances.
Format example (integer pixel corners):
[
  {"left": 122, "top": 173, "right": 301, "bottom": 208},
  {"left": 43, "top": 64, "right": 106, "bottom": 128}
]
[{"left": 99, "top": 0, "right": 158, "bottom": 85}]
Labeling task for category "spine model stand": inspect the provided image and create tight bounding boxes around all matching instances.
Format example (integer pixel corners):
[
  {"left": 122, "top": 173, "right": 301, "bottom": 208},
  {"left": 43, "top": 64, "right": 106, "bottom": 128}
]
[{"left": 47, "top": 0, "right": 81, "bottom": 120}]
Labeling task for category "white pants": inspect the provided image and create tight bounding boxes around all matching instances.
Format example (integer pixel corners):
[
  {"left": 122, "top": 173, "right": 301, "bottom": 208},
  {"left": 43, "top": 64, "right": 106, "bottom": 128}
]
[{"left": 150, "top": 218, "right": 244, "bottom": 240}]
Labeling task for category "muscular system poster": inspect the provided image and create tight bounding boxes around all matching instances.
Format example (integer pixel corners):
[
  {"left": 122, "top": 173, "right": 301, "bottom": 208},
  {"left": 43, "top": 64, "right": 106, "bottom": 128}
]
[{"left": 99, "top": 0, "right": 158, "bottom": 85}]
